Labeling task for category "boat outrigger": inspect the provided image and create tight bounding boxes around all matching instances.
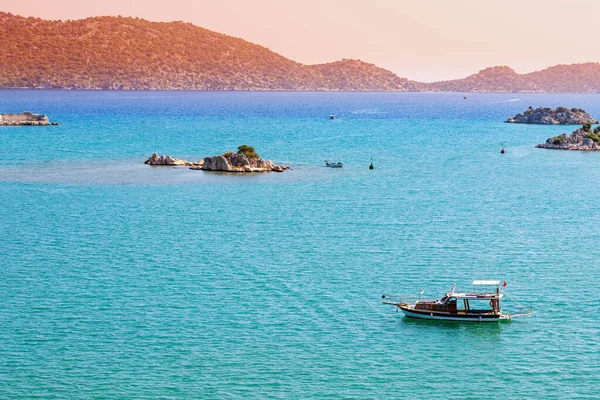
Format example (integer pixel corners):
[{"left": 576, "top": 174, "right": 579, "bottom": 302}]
[{"left": 383, "top": 280, "right": 514, "bottom": 322}]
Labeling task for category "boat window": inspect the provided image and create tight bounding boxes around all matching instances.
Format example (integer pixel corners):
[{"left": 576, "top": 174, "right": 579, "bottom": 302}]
[{"left": 466, "top": 299, "right": 495, "bottom": 312}]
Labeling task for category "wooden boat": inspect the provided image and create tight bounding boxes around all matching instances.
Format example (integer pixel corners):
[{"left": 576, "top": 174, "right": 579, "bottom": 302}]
[
  {"left": 383, "top": 280, "right": 511, "bottom": 322},
  {"left": 324, "top": 160, "right": 343, "bottom": 168}
]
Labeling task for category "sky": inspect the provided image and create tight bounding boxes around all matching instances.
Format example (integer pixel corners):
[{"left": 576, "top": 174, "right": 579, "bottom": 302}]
[{"left": 2, "top": 0, "right": 600, "bottom": 82}]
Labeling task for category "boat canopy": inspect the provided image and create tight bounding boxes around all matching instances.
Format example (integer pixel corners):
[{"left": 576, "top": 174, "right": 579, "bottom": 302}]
[
  {"left": 448, "top": 292, "right": 503, "bottom": 300},
  {"left": 472, "top": 280, "right": 500, "bottom": 286}
]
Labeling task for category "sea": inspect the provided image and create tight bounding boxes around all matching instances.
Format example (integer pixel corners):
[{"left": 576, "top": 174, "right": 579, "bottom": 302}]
[{"left": 1, "top": 90, "right": 599, "bottom": 399}]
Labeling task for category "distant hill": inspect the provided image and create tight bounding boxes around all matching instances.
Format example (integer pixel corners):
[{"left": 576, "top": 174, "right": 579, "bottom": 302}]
[
  {"left": 422, "top": 66, "right": 534, "bottom": 92},
  {"left": 2, "top": 12, "right": 600, "bottom": 92},
  {"left": 0, "top": 12, "right": 417, "bottom": 91},
  {"left": 423, "top": 64, "right": 600, "bottom": 93}
]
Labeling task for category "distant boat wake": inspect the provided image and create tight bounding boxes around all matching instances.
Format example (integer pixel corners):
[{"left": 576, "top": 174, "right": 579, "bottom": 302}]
[
  {"left": 490, "top": 98, "right": 520, "bottom": 104},
  {"left": 350, "top": 109, "right": 387, "bottom": 115}
]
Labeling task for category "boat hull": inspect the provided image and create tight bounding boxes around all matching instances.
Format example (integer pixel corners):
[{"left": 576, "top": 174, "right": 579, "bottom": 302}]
[{"left": 399, "top": 306, "right": 501, "bottom": 322}]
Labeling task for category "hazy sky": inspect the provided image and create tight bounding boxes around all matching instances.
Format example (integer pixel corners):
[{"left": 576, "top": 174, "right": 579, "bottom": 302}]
[{"left": 3, "top": 0, "right": 599, "bottom": 82}]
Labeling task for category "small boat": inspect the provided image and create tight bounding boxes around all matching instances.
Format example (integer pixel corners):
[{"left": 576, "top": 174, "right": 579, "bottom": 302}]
[
  {"left": 463, "top": 94, "right": 468, "bottom": 99},
  {"left": 330, "top": 114, "right": 336, "bottom": 120},
  {"left": 383, "top": 280, "right": 511, "bottom": 322},
  {"left": 324, "top": 160, "right": 343, "bottom": 168}
]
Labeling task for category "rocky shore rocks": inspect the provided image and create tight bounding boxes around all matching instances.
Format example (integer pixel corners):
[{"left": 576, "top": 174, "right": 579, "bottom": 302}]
[
  {"left": 537, "top": 127, "right": 600, "bottom": 151},
  {"left": 199, "top": 153, "right": 289, "bottom": 172},
  {"left": 144, "top": 152, "right": 289, "bottom": 172},
  {"left": 506, "top": 106, "right": 598, "bottom": 125},
  {"left": 144, "top": 153, "right": 202, "bottom": 167},
  {"left": 0, "top": 111, "right": 50, "bottom": 126}
]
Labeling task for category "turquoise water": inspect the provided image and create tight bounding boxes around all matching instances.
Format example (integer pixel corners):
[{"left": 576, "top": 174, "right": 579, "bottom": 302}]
[{"left": 1, "top": 91, "right": 599, "bottom": 398}]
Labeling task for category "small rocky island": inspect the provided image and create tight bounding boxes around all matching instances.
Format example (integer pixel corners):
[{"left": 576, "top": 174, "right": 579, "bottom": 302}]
[
  {"left": 0, "top": 111, "right": 56, "bottom": 126},
  {"left": 145, "top": 145, "right": 289, "bottom": 172},
  {"left": 537, "top": 123, "right": 600, "bottom": 151},
  {"left": 506, "top": 106, "right": 598, "bottom": 125}
]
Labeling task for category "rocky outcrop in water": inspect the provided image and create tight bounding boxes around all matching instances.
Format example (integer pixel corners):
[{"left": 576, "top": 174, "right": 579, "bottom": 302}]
[
  {"left": 144, "top": 152, "right": 288, "bottom": 172},
  {"left": 199, "top": 153, "right": 289, "bottom": 172},
  {"left": 506, "top": 107, "right": 598, "bottom": 125},
  {"left": 537, "top": 127, "right": 600, "bottom": 151},
  {"left": 0, "top": 111, "right": 50, "bottom": 126},
  {"left": 144, "top": 153, "right": 202, "bottom": 167}
]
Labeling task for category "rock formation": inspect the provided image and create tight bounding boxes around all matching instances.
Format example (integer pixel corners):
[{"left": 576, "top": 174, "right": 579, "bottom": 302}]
[
  {"left": 144, "top": 152, "right": 289, "bottom": 172},
  {"left": 199, "top": 153, "right": 289, "bottom": 172},
  {"left": 144, "top": 153, "right": 203, "bottom": 167},
  {"left": 506, "top": 107, "right": 598, "bottom": 125},
  {"left": 537, "top": 127, "right": 600, "bottom": 151},
  {"left": 0, "top": 111, "right": 50, "bottom": 126}
]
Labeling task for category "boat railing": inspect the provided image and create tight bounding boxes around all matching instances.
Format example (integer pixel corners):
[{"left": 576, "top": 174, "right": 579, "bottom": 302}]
[{"left": 381, "top": 294, "right": 420, "bottom": 305}]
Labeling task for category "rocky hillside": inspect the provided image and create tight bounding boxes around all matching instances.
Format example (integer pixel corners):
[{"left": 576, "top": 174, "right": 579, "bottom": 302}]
[
  {"left": 4, "top": 12, "right": 600, "bottom": 92},
  {"left": 0, "top": 12, "right": 416, "bottom": 91}
]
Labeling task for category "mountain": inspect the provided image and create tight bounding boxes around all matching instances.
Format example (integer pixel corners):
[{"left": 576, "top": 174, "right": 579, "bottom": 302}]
[
  {"left": 425, "top": 64, "right": 600, "bottom": 93},
  {"left": 2, "top": 12, "right": 600, "bottom": 92},
  {"left": 0, "top": 12, "right": 417, "bottom": 91},
  {"left": 525, "top": 63, "right": 600, "bottom": 93},
  {"left": 422, "top": 66, "right": 534, "bottom": 92}
]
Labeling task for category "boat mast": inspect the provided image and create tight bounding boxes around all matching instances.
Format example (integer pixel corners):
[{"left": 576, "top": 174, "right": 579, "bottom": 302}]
[{"left": 496, "top": 285, "right": 501, "bottom": 313}]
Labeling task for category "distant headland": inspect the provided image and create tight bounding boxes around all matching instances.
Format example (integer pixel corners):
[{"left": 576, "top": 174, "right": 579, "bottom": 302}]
[
  {"left": 4, "top": 12, "right": 600, "bottom": 93},
  {"left": 506, "top": 107, "right": 598, "bottom": 125}
]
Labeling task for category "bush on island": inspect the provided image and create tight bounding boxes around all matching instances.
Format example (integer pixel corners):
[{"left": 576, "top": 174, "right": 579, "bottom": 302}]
[
  {"left": 237, "top": 145, "right": 260, "bottom": 159},
  {"left": 585, "top": 133, "right": 600, "bottom": 143}
]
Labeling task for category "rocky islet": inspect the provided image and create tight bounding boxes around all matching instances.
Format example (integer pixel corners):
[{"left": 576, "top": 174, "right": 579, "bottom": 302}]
[
  {"left": 0, "top": 111, "right": 55, "bottom": 126},
  {"left": 537, "top": 125, "right": 600, "bottom": 151},
  {"left": 144, "top": 152, "right": 289, "bottom": 172},
  {"left": 506, "top": 106, "right": 598, "bottom": 125}
]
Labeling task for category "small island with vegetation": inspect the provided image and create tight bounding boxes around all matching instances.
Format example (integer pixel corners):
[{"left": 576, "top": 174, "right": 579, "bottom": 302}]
[
  {"left": 145, "top": 145, "right": 290, "bottom": 172},
  {"left": 506, "top": 106, "right": 598, "bottom": 125},
  {"left": 0, "top": 111, "right": 57, "bottom": 126},
  {"left": 537, "top": 123, "right": 600, "bottom": 151}
]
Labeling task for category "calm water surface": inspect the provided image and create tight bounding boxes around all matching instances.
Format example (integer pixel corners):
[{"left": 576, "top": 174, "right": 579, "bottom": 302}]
[{"left": 1, "top": 91, "right": 599, "bottom": 398}]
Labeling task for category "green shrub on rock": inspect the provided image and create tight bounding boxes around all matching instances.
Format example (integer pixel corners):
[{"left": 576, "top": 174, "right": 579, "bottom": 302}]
[
  {"left": 237, "top": 145, "right": 260, "bottom": 159},
  {"left": 585, "top": 133, "right": 600, "bottom": 143}
]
